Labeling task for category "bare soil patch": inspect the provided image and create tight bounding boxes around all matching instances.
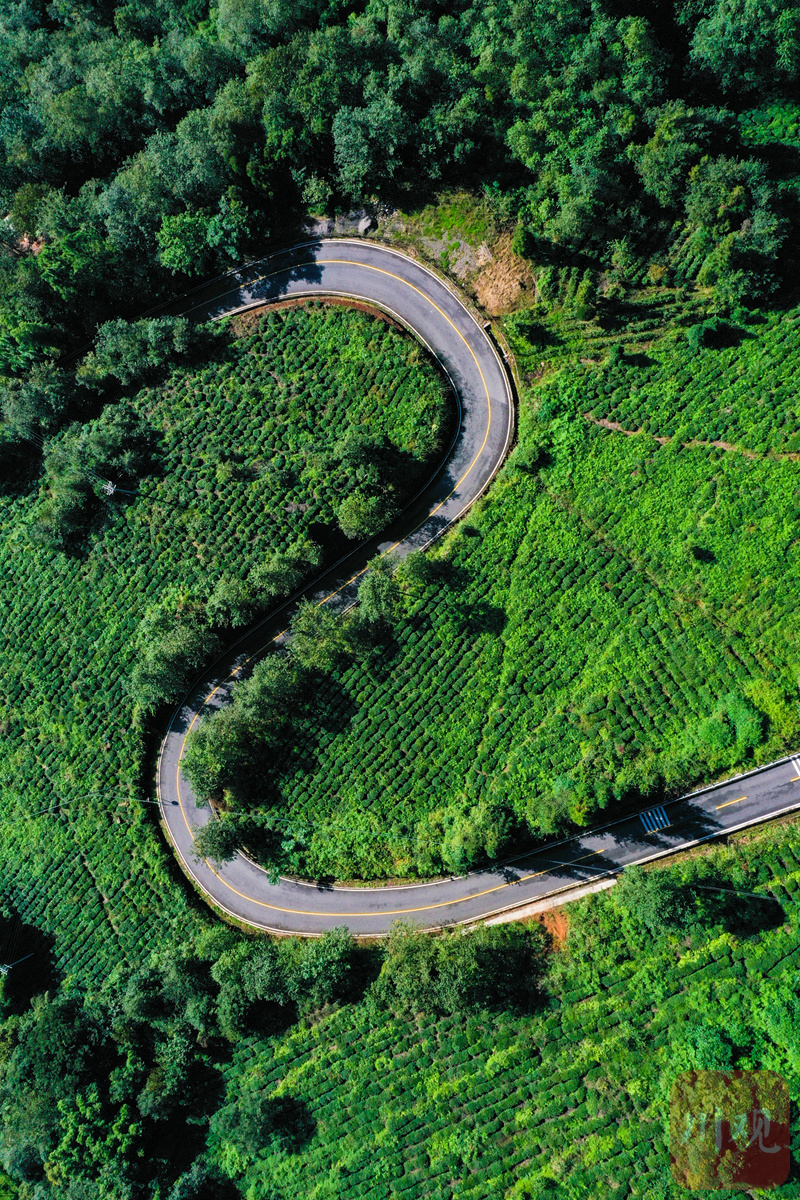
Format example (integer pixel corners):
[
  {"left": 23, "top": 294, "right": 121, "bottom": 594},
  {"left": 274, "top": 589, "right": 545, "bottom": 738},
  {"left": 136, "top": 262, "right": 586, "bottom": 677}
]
[
  {"left": 536, "top": 907, "right": 570, "bottom": 948},
  {"left": 471, "top": 232, "right": 535, "bottom": 315}
]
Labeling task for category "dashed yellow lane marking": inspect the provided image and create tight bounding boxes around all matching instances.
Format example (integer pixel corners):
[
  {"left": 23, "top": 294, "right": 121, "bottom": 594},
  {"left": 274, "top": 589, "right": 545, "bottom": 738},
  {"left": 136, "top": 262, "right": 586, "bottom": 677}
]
[{"left": 716, "top": 795, "right": 747, "bottom": 810}]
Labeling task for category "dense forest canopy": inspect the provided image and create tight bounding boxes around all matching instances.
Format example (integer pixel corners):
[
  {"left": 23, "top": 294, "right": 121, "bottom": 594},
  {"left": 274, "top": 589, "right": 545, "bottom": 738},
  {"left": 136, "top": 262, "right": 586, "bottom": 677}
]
[{"left": 0, "top": 0, "right": 798, "bottom": 392}]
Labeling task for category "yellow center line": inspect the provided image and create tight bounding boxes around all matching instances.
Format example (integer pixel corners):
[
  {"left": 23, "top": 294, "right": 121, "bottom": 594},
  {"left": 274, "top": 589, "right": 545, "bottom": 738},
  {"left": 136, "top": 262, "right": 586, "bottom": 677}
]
[
  {"left": 199, "top": 851, "right": 612, "bottom": 918},
  {"left": 171, "top": 254, "right": 507, "bottom": 916},
  {"left": 716, "top": 795, "right": 747, "bottom": 810},
  {"left": 791, "top": 776, "right": 800, "bottom": 782},
  {"left": 185, "top": 835, "right": 615, "bottom": 920}
]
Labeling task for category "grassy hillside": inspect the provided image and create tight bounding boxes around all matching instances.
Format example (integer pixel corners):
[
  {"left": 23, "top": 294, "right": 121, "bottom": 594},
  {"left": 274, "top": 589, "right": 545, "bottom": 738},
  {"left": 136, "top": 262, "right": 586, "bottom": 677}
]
[
  {"left": 228, "top": 292, "right": 800, "bottom": 881},
  {"left": 0, "top": 303, "right": 450, "bottom": 989}
]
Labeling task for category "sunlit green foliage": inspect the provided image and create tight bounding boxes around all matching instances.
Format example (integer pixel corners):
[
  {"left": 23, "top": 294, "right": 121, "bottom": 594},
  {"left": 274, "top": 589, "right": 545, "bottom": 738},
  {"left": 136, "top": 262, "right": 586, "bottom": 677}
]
[
  {"left": 205, "top": 825, "right": 800, "bottom": 1198},
  {"left": 213, "top": 297, "right": 800, "bottom": 881},
  {"left": 581, "top": 308, "right": 800, "bottom": 452},
  {"left": 0, "top": 304, "right": 448, "bottom": 988},
  {"left": 3, "top": 806, "right": 800, "bottom": 1198},
  {"left": 0, "top": 0, "right": 798, "bottom": 378}
]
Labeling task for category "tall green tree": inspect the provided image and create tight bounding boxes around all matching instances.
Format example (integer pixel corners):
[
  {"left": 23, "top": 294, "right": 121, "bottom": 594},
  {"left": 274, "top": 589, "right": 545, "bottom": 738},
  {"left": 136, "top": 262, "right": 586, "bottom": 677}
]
[{"left": 357, "top": 554, "right": 401, "bottom": 628}]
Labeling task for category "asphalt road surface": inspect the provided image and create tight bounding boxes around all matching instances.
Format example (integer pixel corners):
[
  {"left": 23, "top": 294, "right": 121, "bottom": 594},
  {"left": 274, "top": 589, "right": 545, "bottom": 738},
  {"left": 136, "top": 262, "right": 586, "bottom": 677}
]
[{"left": 157, "top": 240, "right": 800, "bottom": 935}]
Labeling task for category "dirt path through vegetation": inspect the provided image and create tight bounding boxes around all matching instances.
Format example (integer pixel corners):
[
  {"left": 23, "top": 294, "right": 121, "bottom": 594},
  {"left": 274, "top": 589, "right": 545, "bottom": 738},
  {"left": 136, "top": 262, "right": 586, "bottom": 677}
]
[{"left": 581, "top": 413, "right": 800, "bottom": 460}]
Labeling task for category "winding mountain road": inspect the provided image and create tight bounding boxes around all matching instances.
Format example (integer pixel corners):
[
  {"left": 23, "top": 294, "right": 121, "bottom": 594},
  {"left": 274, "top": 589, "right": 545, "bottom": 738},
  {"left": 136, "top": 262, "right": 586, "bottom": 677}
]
[{"left": 157, "top": 240, "right": 800, "bottom": 935}]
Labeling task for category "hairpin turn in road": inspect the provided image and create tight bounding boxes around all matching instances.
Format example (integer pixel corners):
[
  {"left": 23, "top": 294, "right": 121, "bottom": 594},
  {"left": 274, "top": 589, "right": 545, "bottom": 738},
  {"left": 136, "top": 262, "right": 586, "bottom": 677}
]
[{"left": 156, "top": 239, "right": 800, "bottom": 935}]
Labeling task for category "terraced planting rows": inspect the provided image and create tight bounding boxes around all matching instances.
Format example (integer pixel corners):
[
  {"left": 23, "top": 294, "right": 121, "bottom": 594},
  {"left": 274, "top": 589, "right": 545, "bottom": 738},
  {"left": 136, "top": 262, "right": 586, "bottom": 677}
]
[
  {"left": 209, "top": 821, "right": 800, "bottom": 1197},
  {"left": 125, "top": 303, "right": 450, "bottom": 588},
  {"left": 507, "top": 272, "right": 709, "bottom": 374},
  {"left": 257, "top": 464, "right": 773, "bottom": 880},
  {"left": 580, "top": 308, "right": 800, "bottom": 453},
  {"left": 250, "top": 324, "right": 800, "bottom": 879},
  {"left": 0, "top": 304, "right": 449, "bottom": 985}
]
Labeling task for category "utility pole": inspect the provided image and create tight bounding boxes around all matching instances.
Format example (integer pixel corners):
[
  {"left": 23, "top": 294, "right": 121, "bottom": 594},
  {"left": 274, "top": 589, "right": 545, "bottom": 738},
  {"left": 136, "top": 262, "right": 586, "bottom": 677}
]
[
  {"left": 0, "top": 952, "right": 34, "bottom": 976},
  {"left": 101, "top": 480, "right": 137, "bottom": 497}
]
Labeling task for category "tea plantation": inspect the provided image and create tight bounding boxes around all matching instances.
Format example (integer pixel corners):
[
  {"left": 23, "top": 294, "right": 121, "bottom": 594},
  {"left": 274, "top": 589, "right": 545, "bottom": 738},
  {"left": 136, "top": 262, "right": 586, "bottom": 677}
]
[
  {"left": 207, "top": 819, "right": 800, "bottom": 1199},
  {"left": 4, "top": 287, "right": 800, "bottom": 1199},
  {"left": 3, "top": 0, "right": 800, "bottom": 1189},
  {"left": 0, "top": 303, "right": 450, "bottom": 989},
  {"left": 229, "top": 298, "right": 800, "bottom": 880}
]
